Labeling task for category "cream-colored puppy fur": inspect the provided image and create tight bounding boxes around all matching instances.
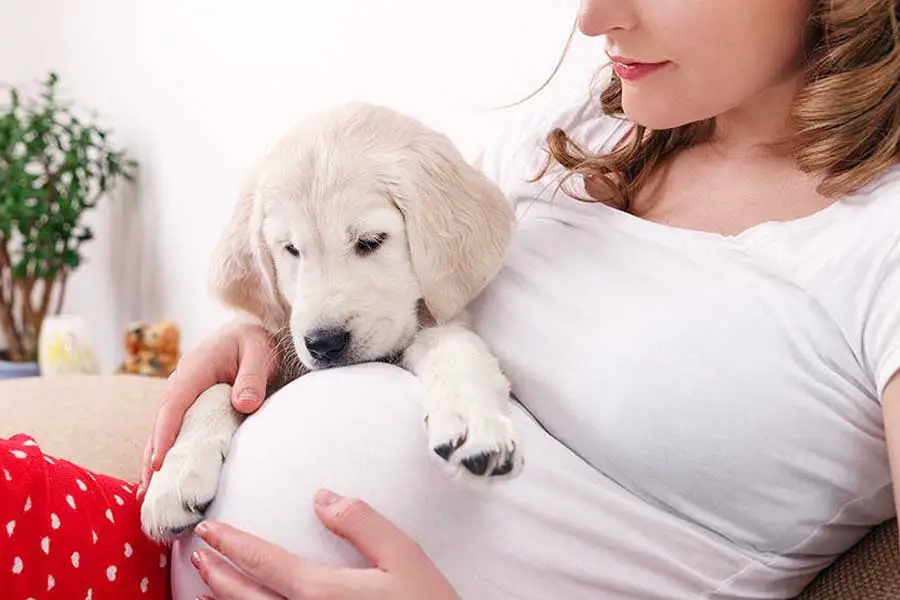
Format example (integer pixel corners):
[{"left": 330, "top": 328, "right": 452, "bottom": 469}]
[{"left": 141, "top": 103, "right": 521, "bottom": 542}]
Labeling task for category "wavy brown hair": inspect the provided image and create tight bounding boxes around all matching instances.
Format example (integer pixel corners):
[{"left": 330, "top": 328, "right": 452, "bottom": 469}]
[{"left": 539, "top": 0, "right": 900, "bottom": 211}]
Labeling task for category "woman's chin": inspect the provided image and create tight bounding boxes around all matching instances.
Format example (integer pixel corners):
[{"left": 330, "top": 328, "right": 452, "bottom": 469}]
[{"left": 621, "top": 94, "right": 710, "bottom": 131}]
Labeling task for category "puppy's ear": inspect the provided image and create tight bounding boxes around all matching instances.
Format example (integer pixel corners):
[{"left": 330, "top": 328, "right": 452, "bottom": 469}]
[
  {"left": 208, "top": 174, "right": 289, "bottom": 331},
  {"left": 388, "top": 133, "right": 514, "bottom": 323}
]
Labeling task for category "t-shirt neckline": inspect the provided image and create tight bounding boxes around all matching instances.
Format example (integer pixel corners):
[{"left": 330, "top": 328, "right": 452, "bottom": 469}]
[{"left": 556, "top": 169, "right": 888, "bottom": 249}]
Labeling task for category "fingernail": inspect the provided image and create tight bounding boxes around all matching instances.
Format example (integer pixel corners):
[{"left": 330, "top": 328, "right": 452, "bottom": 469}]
[
  {"left": 315, "top": 488, "right": 343, "bottom": 507},
  {"left": 238, "top": 388, "right": 258, "bottom": 405},
  {"left": 150, "top": 451, "right": 158, "bottom": 469},
  {"left": 190, "top": 550, "right": 203, "bottom": 569},
  {"left": 195, "top": 521, "right": 210, "bottom": 537},
  {"left": 136, "top": 483, "right": 145, "bottom": 498}
]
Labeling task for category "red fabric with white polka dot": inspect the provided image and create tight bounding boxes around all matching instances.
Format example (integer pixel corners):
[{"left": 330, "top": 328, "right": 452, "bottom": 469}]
[{"left": 1, "top": 434, "right": 169, "bottom": 599}]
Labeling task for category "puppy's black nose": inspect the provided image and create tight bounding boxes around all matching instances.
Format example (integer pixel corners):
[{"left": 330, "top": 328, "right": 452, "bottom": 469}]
[{"left": 304, "top": 328, "right": 351, "bottom": 363}]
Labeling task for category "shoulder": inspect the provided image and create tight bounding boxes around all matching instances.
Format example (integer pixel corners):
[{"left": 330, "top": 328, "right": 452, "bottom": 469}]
[
  {"left": 830, "top": 165, "right": 900, "bottom": 272},
  {"left": 774, "top": 164, "right": 900, "bottom": 270},
  {"left": 842, "top": 164, "right": 900, "bottom": 221},
  {"left": 794, "top": 164, "right": 900, "bottom": 396}
]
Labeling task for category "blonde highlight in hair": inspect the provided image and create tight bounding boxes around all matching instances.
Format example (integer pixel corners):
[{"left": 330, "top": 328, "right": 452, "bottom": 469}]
[{"left": 539, "top": 0, "right": 900, "bottom": 211}]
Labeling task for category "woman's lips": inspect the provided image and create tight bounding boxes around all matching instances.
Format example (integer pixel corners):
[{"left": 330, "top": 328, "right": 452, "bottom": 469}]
[{"left": 609, "top": 56, "right": 671, "bottom": 81}]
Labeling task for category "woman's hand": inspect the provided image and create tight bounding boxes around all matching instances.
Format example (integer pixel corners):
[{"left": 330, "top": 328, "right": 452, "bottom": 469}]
[
  {"left": 139, "top": 320, "right": 277, "bottom": 494},
  {"left": 191, "top": 489, "right": 461, "bottom": 600}
]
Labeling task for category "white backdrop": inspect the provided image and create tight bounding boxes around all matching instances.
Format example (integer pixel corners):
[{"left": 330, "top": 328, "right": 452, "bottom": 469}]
[{"left": 0, "top": 0, "right": 607, "bottom": 370}]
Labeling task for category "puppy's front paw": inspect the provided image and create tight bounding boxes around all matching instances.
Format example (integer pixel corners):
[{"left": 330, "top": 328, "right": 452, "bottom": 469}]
[
  {"left": 426, "top": 401, "right": 522, "bottom": 481},
  {"left": 140, "top": 443, "right": 225, "bottom": 543}
]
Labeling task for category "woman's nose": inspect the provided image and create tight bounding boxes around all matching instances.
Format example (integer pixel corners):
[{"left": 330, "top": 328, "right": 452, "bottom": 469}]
[{"left": 577, "top": 0, "right": 636, "bottom": 37}]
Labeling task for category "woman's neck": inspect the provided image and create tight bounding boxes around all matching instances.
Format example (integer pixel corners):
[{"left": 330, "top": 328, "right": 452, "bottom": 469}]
[{"left": 708, "top": 74, "right": 802, "bottom": 158}]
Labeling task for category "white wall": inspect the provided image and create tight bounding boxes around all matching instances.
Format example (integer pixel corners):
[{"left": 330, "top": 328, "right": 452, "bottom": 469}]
[{"left": 0, "top": 0, "right": 606, "bottom": 370}]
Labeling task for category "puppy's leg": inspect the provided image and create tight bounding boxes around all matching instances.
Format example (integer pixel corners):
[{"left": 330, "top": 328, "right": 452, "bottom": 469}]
[
  {"left": 140, "top": 384, "right": 243, "bottom": 542},
  {"left": 403, "top": 315, "right": 522, "bottom": 481}
]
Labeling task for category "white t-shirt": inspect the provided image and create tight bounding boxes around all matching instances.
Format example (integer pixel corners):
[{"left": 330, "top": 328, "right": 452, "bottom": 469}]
[{"left": 468, "top": 85, "right": 900, "bottom": 595}]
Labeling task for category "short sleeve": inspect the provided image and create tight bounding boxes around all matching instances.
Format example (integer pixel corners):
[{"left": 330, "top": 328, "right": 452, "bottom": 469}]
[{"left": 866, "top": 235, "right": 900, "bottom": 397}]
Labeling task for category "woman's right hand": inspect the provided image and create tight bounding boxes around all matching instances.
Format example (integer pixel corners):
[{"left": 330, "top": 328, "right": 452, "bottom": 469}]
[{"left": 138, "top": 320, "right": 278, "bottom": 495}]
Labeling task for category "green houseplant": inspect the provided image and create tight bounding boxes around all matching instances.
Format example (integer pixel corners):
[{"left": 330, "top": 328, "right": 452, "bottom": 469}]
[{"left": 0, "top": 72, "right": 136, "bottom": 374}]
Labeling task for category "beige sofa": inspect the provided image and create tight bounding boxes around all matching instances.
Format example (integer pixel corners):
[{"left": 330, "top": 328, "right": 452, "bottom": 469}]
[{"left": 1, "top": 374, "right": 897, "bottom": 599}]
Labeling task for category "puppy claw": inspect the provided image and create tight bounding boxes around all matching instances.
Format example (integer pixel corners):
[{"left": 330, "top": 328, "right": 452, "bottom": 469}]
[
  {"left": 140, "top": 443, "right": 225, "bottom": 543},
  {"left": 461, "top": 453, "right": 491, "bottom": 476},
  {"left": 426, "top": 406, "right": 522, "bottom": 481},
  {"left": 434, "top": 443, "right": 455, "bottom": 461},
  {"left": 490, "top": 450, "right": 517, "bottom": 477},
  {"left": 433, "top": 432, "right": 467, "bottom": 461},
  {"left": 140, "top": 384, "right": 239, "bottom": 544}
]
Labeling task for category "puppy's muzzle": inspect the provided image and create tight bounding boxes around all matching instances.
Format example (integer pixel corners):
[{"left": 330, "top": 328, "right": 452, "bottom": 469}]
[{"left": 304, "top": 327, "right": 351, "bottom": 365}]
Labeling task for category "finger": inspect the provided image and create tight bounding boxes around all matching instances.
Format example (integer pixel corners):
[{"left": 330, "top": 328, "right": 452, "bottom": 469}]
[
  {"left": 231, "top": 333, "right": 274, "bottom": 414},
  {"left": 151, "top": 352, "right": 228, "bottom": 471},
  {"left": 138, "top": 437, "right": 153, "bottom": 496},
  {"left": 195, "top": 520, "right": 333, "bottom": 597},
  {"left": 192, "top": 549, "right": 284, "bottom": 600},
  {"left": 149, "top": 392, "right": 189, "bottom": 472},
  {"left": 314, "top": 490, "right": 426, "bottom": 571}
]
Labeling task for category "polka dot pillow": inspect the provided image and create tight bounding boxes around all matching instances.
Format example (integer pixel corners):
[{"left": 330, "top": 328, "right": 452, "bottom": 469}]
[{"left": 2, "top": 434, "right": 169, "bottom": 599}]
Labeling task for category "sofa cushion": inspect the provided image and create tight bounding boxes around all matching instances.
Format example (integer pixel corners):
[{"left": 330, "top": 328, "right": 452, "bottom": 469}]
[
  {"left": 0, "top": 374, "right": 166, "bottom": 481},
  {"left": 795, "top": 519, "right": 899, "bottom": 599}
]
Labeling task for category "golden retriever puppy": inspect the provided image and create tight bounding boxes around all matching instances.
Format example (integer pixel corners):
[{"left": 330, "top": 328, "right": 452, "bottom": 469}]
[{"left": 141, "top": 102, "right": 521, "bottom": 542}]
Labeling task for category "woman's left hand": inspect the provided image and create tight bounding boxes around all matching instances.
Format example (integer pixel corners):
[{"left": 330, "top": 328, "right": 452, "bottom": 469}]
[{"left": 190, "top": 489, "right": 461, "bottom": 600}]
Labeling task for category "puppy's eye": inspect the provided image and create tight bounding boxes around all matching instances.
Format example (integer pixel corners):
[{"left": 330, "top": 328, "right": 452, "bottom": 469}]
[
  {"left": 283, "top": 243, "right": 300, "bottom": 258},
  {"left": 355, "top": 233, "right": 388, "bottom": 257}
]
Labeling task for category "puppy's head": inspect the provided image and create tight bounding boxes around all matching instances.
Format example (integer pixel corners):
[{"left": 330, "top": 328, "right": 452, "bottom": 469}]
[{"left": 210, "top": 103, "right": 513, "bottom": 371}]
